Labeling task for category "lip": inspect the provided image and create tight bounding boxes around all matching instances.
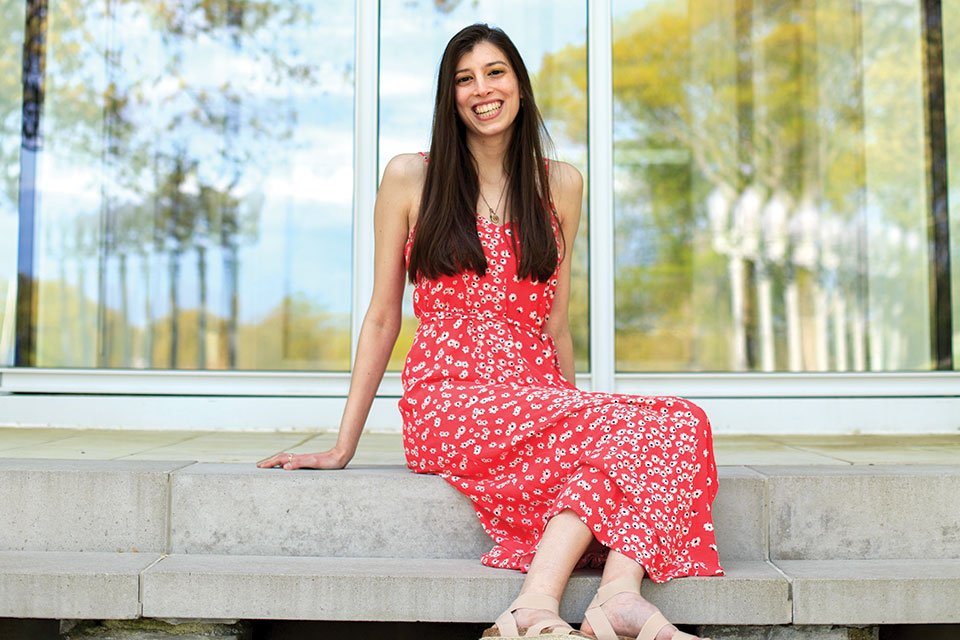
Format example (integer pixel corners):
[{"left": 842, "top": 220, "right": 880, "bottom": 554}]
[{"left": 472, "top": 100, "right": 503, "bottom": 120}]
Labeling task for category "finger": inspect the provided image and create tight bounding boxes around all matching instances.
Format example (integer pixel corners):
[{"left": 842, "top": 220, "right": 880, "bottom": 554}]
[
  {"left": 257, "top": 453, "right": 288, "bottom": 468},
  {"left": 282, "top": 453, "right": 299, "bottom": 470}
]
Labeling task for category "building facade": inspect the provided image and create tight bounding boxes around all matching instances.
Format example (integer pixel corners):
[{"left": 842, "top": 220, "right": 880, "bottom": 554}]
[{"left": 1, "top": 0, "right": 958, "bottom": 432}]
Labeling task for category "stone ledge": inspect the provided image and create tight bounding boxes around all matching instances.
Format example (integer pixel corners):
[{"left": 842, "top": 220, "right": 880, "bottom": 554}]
[
  {"left": 0, "top": 459, "right": 194, "bottom": 553},
  {"left": 775, "top": 559, "right": 960, "bottom": 624},
  {"left": 752, "top": 465, "right": 960, "bottom": 561},
  {"left": 0, "top": 551, "right": 162, "bottom": 619},
  {"left": 141, "top": 555, "right": 788, "bottom": 624},
  {"left": 168, "top": 464, "right": 766, "bottom": 561}
]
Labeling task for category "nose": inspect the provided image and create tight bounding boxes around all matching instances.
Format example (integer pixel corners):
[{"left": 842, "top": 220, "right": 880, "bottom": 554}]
[{"left": 474, "top": 75, "right": 491, "bottom": 95}]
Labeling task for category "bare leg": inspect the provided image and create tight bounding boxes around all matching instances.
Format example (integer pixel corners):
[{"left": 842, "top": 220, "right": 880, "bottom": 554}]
[
  {"left": 509, "top": 509, "right": 594, "bottom": 631},
  {"left": 580, "top": 550, "right": 702, "bottom": 640}
]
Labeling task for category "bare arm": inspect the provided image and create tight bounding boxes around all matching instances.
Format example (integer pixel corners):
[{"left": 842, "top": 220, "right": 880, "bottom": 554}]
[
  {"left": 542, "top": 161, "right": 584, "bottom": 386},
  {"left": 258, "top": 155, "right": 422, "bottom": 469}
]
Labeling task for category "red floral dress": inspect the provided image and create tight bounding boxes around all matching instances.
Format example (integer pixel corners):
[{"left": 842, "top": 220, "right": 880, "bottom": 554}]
[{"left": 399, "top": 174, "right": 723, "bottom": 583}]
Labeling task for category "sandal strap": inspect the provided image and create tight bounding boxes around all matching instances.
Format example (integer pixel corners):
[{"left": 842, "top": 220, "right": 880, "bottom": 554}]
[
  {"left": 493, "top": 592, "right": 566, "bottom": 638},
  {"left": 527, "top": 615, "right": 575, "bottom": 636},
  {"left": 583, "top": 606, "right": 619, "bottom": 640},
  {"left": 583, "top": 576, "right": 641, "bottom": 640},
  {"left": 588, "top": 575, "right": 643, "bottom": 609},
  {"left": 637, "top": 611, "right": 670, "bottom": 640},
  {"left": 510, "top": 592, "right": 561, "bottom": 614}
]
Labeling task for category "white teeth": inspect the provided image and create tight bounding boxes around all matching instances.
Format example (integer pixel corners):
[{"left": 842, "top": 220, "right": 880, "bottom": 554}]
[{"left": 474, "top": 101, "right": 502, "bottom": 116}]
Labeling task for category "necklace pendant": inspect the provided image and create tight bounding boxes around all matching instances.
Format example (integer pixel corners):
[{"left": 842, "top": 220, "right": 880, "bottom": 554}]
[{"left": 489, "top": 207, "right": 500, "bottom": 224}]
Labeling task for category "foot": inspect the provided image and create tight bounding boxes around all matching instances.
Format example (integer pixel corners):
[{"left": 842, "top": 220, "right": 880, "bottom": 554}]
[
  {"left": 579, "top": 591, "right": 699, "bottom": 640},
  {"left": 512, "top": 607, "right": 568, "bottom": 633}
]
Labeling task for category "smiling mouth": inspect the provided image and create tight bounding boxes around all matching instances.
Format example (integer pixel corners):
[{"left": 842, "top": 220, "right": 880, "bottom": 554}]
[{"left": 473, "top": 101, "right": 503, "bottom": 117}]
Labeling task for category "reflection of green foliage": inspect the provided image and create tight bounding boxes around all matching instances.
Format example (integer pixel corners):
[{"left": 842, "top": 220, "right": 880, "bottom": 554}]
[
  {"left": 35, "top": 280, "right": 351, "bottom": 370},
  {"left": 539, "top": 0, "right": 936, "bottom": 372}
]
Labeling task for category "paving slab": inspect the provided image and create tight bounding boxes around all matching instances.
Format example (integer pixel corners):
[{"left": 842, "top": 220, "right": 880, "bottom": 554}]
[
  {"left": 0, "top": 427, "right": 75, "bottom": 451},
  {"left": 0, "top": 459, "right": 192, "bottom": 552},
  {"left": 141, "top": 555, "right": 787, "bottom": 624},
  {"left": 751, "top": 465, "right": 960, "bottom": 560},
  {"left": 0, "top": 550, "right": 161, "bottom": 619},
  {"left": 775, "top": 559, "right": 960, "bottom": 624}
]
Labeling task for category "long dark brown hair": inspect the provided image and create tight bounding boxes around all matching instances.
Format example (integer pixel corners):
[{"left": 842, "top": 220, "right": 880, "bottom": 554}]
[{"left": 407, "top": 23, "right": 562, "bottom": 284}]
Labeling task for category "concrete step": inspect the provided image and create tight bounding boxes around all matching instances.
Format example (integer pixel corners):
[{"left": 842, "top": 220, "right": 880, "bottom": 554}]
[
  {"left": 0, "top": 551, "right": 161, "bottom": 619},
  {"left": 0, "top": 460, "right": 766, "bottom": 561},
  {"left": 3, "top": 460, "right": 960, "bottom": 563},
  {"left": 3, "top": 551, "right": 959, "bottom": 624}
]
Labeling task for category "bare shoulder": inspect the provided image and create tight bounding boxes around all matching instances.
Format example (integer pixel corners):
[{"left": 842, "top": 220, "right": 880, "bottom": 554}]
[
  {"left": 550, "top": 160, "right": 583, "bottom": 198},
  {"left": 379, "top": 153, "right": 428, "bottom": 226},
  {"left": 547, "top": 160, "right": 584, "bottom": 225},
  {"left": 382, "top": 153, "right": 428, "bottom": 187}
]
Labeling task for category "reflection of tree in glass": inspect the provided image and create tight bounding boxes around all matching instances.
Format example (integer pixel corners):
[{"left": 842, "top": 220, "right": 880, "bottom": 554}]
[
  {"left": 33, "top": 0, "right": 323, "bottom": 369},
  {"left": 540, "top": 1, "right": 931, "bottom": 372}
]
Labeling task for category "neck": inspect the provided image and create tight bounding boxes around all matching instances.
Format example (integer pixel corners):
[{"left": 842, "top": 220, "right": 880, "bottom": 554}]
[{"left": 467, "top": 129, "right": 511, "bottom": 183}]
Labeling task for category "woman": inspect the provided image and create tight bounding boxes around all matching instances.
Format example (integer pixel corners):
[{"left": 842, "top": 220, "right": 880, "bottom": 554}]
[{"left": 259, "top": 23, "right": 722, "bottom": 640}]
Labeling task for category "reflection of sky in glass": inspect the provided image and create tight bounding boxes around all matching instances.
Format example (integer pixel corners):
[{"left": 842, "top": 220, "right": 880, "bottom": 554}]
[{"left": 32, "top": 0, "right": 355, "bottom": 326}]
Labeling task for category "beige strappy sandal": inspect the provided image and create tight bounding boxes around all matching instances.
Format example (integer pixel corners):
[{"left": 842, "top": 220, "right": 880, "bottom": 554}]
[
  {"left": 582, "top": 576, "right": 710, "bottom": 640},
  {"left": 482, "top": 592, "right": 583, "bottom": 639}
]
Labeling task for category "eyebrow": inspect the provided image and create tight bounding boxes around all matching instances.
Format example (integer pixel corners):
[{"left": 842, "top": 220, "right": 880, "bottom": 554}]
[{"left": 456, "top": 61, "right": 508, "bottom": 74}]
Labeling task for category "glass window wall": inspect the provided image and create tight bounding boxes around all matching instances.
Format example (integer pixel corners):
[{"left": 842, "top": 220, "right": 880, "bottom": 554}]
[
  {"left": 611, "top": 0, "right": 936, "bottom": 372},
  {"left": 378, "top": 0, "right": 589, "bottom": 372},
  {"left": 0, "top": 0, "right": 27, "bottom": 366},
  {"left": 3, "top": 0, "right": 956, "bottom": 381},
  {"left": 20, "top": 0, "right": 354, "bottom": 370},
  {"left": 946, "top": 0, "right": 960, "bottom": 369}
]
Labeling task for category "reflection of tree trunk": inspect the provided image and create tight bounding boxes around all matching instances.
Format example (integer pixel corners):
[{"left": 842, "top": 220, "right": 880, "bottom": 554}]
[
  {"left": 78, "top": 261, "right": 90, "bottom": 366},
  {"left": 59, "top": 251, "right": 72, "bottom": 363},
  {"left": 197, "top": 244, "right": 207, "bottom": 369},
  {"left": 169, "top": 248, "right": 180, "bottom": 367},
  {"left": 869, "top": 307, "right": 884, "bottom": 371},
  {"left": 729, "top": 255, "right": 747, "bottom": 371},
  {"left": 223, "top": 231, "right": 238, "bottom": 368},
  {"left": 0, "top": 281, "right": 16, "bottom": 362},
  {"left": 757, "top": 263, "right": 775, "bottom": 371},
  {"left": 833, "top": 294, "right": 848, "bottom": 371},
  {"left": 852, "top": 310, "right": 866, "bottom": 371},
  {"left": 813, "top": 280, "right": 829, "bottom": 371},
  {"left": 141, "top": 253, "right": 153, "bottom": 367},
  {"left": 119, "top": 252, "right": 129, "bottom": 366},
  {"left": 785, "top": 274, "right": 802, "bottom": 371}
]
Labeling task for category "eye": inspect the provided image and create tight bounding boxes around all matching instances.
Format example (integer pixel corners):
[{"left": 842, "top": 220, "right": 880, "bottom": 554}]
[
  {"left": 456, "top": 75, "right": 472, "bottom": 84},
  {"left": 489, "top": 68, "right": 505, "bottom": 76}
]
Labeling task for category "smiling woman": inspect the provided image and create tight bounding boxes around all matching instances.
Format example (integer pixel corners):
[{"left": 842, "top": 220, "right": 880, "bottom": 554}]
[{"left": 378, "top": 1, "right": 590, "bottom": 373}]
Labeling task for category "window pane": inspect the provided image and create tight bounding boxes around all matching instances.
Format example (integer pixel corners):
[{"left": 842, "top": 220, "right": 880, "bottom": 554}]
[
  {"left": 28, "top": 0, "right": 353, "bottom": 370},
  {"left": 0, "top": 0, "right": 26, "bottom": 366},
  {"left": 379, "top": 0, "right": 589, "bottom": 372},
  {"left": 612, "top": 0, "right": 934, "bottom": 372},
  {"left": 946, "top": 0, "right": 960, "bottom": 369}
]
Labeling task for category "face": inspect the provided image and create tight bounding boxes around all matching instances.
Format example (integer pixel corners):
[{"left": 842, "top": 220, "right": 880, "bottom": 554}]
[{"left": 453, "top": 41, "right": 521, "bottom": 139}]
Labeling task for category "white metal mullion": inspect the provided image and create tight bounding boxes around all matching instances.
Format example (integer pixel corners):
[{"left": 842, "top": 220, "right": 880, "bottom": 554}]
[
  {"left": 351, "top": 0, "right": 379, "bottom": 365},
  {"left": 587, "top": 0, "right": 615, "bottom": 393}
]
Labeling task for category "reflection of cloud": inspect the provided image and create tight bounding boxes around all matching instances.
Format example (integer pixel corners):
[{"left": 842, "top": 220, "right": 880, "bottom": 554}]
[
  {"left": 380, "top": 70, "right": 436, "bottom": 98},
  {"left": 263, "top": 164, "right": 353, "bottom": 211}
]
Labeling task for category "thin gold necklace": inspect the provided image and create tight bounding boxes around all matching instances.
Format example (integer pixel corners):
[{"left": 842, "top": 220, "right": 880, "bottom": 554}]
[{"left": 479, "top": 180, "right": 507, "bottom": 225}]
